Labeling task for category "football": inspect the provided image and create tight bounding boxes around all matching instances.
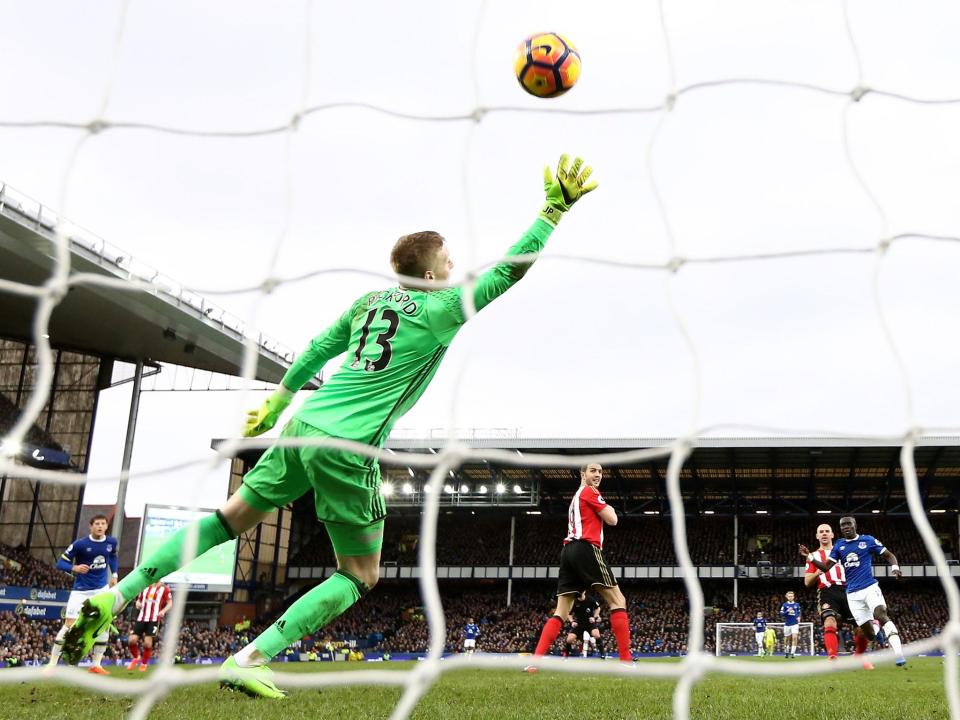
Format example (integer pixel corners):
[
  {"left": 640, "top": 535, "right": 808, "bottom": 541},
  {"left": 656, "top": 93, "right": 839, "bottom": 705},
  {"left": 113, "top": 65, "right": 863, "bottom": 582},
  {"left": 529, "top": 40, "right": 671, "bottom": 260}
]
[{"left": 513, "top": 32, "right": 581, "bottom": 98}]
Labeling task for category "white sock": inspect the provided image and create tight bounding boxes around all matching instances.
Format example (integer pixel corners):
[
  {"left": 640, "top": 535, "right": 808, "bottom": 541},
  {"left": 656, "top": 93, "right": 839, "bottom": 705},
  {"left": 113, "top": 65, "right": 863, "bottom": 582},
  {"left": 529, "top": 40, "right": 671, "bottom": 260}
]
[
  {"left": 49, "top": 626, "right": 68, "bottom": 664},
  {"left": 234, "top": 641, "right": 266, "bottom": 667},
  {"left": 92, "top": 645, "right": 106, "bottom": 666},
  {"left": 883, "top": 620, "right": 904, "bottom": 657},
  {"left": 110, "top": 588, "right": 127, "bottom": 615}
]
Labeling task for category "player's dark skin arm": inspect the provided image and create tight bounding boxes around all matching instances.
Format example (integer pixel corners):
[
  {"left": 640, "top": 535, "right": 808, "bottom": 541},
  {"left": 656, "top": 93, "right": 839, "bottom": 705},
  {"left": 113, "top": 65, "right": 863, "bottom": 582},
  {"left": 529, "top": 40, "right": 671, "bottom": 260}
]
[
  {"left": 800, "top": 544, "right": 903, "bottom": 580},
  {"left": 798, "top": 544, "right": 835, "bottom": 573},
  {"left": 881, "top": 549, "right": 903, "bottom": 579}
]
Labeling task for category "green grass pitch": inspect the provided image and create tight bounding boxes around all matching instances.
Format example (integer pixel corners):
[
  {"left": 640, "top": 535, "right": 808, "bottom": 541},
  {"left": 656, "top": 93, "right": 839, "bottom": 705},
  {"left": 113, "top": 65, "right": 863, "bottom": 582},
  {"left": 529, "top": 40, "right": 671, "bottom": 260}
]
[{"left": 6, "top": 657, "right": 955, "bottom": 720}]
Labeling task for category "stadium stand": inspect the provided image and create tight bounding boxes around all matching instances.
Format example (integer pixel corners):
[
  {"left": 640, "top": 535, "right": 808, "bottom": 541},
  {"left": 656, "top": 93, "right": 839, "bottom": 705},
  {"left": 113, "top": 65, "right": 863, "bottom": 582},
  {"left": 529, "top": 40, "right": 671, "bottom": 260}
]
[
  {"left": 0, "top": 394, "right": 66, "bottom": 454},
  {"left": 737, "top": 516, "right": 958, "bottom": 565},
  {"left": 0, "top": 569, "right": 951, "bottom": 665},
  {"left": 288, "top": 515, "right": 953, "bottom": 568},
  {"left": 0, "top": 542, "right": 72, "bottom": 591}
]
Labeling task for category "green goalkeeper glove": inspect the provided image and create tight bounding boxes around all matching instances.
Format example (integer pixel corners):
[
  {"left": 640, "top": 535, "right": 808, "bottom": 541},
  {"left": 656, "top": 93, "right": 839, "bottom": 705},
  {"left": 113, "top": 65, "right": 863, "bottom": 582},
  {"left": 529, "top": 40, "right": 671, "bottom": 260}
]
[
  {"left": 539, "top": 154, "right": 598, "bottom": 225},
  {"left": 243, "top": 386, "right": 294, "bottom": 437}
]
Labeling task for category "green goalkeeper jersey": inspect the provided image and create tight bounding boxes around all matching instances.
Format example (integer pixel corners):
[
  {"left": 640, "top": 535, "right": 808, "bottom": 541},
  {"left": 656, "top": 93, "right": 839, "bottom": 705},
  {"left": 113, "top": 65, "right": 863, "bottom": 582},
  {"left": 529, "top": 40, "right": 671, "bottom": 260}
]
[{"left": 280, "top": 217, "right": 555, "bottom": 446}]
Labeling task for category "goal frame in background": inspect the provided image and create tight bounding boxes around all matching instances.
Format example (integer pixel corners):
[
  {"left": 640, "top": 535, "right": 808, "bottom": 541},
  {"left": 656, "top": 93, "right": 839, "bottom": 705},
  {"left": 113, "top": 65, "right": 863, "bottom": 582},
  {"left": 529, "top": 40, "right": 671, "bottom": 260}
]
[{"left": 715, "top": 622, "right": 815, "bottom": 657}]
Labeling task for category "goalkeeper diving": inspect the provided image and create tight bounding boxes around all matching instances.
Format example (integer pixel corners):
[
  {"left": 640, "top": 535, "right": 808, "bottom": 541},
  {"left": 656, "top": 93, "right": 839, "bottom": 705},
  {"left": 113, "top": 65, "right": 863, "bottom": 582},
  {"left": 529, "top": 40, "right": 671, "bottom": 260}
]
[{"left": 62, "top": 156, "right": 598, "bottom": 698}]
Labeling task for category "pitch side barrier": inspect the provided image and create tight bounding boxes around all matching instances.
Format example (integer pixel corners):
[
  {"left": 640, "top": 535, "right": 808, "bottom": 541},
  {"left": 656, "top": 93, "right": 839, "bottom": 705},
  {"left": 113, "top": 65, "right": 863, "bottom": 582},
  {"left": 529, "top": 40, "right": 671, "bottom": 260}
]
[{"left": 288, "top": 564, "right": 960, "bottom": 581}]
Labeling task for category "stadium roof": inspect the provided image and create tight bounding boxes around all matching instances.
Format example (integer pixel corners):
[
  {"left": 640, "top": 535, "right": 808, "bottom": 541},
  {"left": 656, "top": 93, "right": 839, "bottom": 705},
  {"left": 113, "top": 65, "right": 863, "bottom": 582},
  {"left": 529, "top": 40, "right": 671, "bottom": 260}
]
[
  {"left": 219, "top": 435, "right": 960, "bottom": 517},
  {"left": 0, "top": 183, "right": 308, "bottom": 385}
]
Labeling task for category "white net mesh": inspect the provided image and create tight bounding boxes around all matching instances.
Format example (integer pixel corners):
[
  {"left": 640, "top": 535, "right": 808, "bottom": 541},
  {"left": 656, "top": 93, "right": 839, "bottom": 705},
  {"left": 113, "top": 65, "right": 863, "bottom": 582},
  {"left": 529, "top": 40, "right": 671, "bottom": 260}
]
[{"left": 1, "top": 1, "right": 960, "bottom": 719}]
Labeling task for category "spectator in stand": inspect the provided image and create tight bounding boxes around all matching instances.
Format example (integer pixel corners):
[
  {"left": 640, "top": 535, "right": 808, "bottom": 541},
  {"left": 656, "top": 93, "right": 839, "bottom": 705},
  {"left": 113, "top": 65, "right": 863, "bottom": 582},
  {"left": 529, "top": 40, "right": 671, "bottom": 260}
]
[
  {"left": 0, "top": 583, "right": 950, "bottom": 665},
  {"left": 0, "top": 542, "right": 73, "bottom": 591}
]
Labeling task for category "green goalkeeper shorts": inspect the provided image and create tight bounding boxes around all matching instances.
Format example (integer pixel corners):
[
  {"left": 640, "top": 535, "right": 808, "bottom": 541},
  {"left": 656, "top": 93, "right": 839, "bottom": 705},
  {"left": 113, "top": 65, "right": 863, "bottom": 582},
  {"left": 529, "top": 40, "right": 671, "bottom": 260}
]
[{"left": 239, "top": 419, "right": 386, "bottom": 551}]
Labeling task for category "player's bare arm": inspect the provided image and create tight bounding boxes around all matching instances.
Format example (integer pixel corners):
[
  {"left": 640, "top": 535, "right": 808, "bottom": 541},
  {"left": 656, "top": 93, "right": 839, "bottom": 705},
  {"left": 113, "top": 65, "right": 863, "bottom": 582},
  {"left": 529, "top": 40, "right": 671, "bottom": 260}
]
[
  {"left": 803, "top": 569, "right": 821, "bottom": 588},
  {"left": 881, "top": 548, "right": 903, "bottom": 579},
  {"left": 598, "top": 505, "right": 618, "bottom": 526},
  {"left": 158, "top": 595, "right": 173, "bottom": 618}
]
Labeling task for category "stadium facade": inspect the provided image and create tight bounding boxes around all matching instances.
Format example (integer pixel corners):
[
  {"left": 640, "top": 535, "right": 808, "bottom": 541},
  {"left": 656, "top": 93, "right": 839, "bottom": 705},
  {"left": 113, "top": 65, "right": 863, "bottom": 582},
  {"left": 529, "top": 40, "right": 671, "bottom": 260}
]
[{"left": 0, "top": 181, "right": 306, "bottom": 610}]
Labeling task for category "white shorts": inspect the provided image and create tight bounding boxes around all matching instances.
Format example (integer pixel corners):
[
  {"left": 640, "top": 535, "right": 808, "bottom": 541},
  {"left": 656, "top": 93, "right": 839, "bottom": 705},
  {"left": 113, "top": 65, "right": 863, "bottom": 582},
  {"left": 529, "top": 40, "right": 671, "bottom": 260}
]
[
  {"left": 755, "top": 632, "right": 765, "bottom": 644},
  {"left": 463, "top": 639, "right": 476, "bottom": 649},
  {"left": 65, "top": 587, "right": 109, "bottom": 620},
  {"left": 783, "top": 624, "right": 799, "bottom": 637},
  {"left": 846, "top": 582, "right": 886, "bottom": 626}
]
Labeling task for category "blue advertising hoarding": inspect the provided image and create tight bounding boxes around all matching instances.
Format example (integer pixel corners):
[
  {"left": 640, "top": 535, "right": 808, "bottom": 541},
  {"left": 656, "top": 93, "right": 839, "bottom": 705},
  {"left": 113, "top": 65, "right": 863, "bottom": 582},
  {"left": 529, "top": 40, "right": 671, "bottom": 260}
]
[
  {"left": 0, "top": 586, "right": 68, "bottom": 620},
  {"left": 0, "top": 586, "right": 70, "bottom": 602}
]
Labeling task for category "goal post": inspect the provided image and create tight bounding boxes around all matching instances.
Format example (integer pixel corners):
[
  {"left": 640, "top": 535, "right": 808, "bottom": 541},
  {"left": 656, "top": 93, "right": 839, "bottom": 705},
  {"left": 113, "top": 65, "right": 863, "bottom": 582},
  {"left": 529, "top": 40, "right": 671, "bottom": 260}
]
[{"left": 715, "top": 622, "right": 815, "bottom": 657}]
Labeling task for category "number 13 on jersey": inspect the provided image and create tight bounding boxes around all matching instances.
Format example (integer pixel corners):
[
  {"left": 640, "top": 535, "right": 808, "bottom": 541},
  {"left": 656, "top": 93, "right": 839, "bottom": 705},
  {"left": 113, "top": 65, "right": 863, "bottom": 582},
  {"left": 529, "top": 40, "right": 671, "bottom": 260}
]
[{"left": 351, "top": 308, "right": 400, "bottom": 372}]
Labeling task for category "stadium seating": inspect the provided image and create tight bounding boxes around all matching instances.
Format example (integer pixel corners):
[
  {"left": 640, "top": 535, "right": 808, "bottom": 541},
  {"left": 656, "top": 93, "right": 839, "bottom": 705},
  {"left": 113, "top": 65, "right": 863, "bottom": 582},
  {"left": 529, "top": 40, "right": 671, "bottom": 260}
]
[
  {"left": 0, "top": 542, "right": 72, "bottom": 591},
  {"left": 0, "top": 581, "right": 950, "bottom": 664},
  {"left": 288, "top": 515, "right": 952, "bottom": 568}
]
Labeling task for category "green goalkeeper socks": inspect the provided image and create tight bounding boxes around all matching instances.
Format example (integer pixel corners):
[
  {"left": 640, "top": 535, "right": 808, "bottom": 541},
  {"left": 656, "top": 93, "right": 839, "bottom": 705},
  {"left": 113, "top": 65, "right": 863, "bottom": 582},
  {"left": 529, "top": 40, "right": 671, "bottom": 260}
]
[
  {"left": 254, "top": 570, "right": 367, "bottom": 660},
  {"left": 115, "top": 511, "right": 236, "bottom": 603}
]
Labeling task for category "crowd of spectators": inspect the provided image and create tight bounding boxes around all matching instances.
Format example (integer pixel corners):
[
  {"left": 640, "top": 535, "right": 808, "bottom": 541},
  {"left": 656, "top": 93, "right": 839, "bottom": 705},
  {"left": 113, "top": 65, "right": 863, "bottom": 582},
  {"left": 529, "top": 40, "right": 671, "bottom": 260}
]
[
  {"left": 737, "top": 517, "right": 957, "bottom": 565},
  {"left": 705, "top": 586, "right": 952, "bottom": 656},
  {"left": 0, "top": 542, "right": 72, "bottom": 591},
  {"left": 0, "top": 610, "right": 270, "bottom": 666},
  {"left": 0, "top": 612, "right": 59, "bottom": 665},
  {"left": 279, "top": 580, "right": 956, "bottom": 657},
  {"left": 0, "top": 581, "right": 952, "bottom": 665},
  {"left": 289, "top": 515, "right": 956, "bottom": 568}
]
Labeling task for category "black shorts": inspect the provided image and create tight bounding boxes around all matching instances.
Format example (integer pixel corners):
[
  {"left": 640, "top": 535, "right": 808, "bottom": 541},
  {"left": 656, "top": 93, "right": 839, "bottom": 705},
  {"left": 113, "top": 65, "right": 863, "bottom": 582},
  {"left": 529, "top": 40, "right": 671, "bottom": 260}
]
[
  {"left": 818, "top": 585, "right": 854, "bottom": 624},
  {"left": 556, "top": 540, "right": 617, "bottom": 596},
  {"left": 132, "top": 620, "right": 159, "bottom": 637}
]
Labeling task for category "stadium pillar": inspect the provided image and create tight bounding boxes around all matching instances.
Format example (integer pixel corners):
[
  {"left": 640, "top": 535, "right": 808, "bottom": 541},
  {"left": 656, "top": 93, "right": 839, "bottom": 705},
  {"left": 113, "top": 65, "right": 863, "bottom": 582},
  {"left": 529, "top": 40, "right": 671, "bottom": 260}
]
[
  {"left": 733, "top": 514, "right": 739, "bottom": 608},
  {"left": 507, "top": 515, "right": 515, "bottom": 607},
  {"left": 113, "top": 360, "right": 144, "bottom": 545}
]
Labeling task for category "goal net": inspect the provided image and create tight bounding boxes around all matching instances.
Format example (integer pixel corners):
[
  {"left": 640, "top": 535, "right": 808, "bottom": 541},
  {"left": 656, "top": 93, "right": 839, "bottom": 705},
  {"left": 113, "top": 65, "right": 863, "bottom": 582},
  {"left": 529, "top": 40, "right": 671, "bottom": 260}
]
[
  {"left": 1, "top": 2, "right": 960, "bottom": 720},
  {"left": 715, "top": 623, "right": 815, "bottom": 657}
]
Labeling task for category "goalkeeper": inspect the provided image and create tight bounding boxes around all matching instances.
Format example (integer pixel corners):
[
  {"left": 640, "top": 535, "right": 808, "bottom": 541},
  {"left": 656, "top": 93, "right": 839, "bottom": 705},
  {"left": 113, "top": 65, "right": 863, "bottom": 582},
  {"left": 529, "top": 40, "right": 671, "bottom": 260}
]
[
  {"left": 763, "top": 627, "right": 776, "bottom": 656},
  {"left": 63, "top": 155, "right": 598, "bottom": 698}
]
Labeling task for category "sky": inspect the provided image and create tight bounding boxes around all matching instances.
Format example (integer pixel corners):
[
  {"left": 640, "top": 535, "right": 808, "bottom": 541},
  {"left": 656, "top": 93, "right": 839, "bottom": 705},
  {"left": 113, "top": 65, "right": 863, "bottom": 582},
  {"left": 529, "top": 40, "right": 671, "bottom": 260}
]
[{"left": 1, "top": 0, "right": 959, "bottom": 515}]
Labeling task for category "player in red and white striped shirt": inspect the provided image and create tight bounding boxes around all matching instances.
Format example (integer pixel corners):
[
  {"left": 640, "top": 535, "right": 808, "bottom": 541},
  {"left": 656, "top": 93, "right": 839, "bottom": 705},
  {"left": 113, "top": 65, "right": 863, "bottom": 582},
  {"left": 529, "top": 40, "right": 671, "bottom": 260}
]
[
  {"left": 802, "top": 523, "right": 873, "bottom": 668},
  {"left": 127, "top": 581, "right": 172, "bottom": 671},
  {"left": 527, "top": 463, "right": 633, "bottom": 671}
]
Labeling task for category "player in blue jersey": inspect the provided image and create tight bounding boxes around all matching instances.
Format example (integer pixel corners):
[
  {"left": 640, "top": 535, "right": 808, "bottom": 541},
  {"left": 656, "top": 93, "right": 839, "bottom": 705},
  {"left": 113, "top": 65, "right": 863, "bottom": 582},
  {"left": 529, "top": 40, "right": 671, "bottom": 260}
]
[
  {"left": 463, "top": 618, "right": 480, "bottom": 656},
  {"left": 753, "top": 612, "right": 768, "bottom": 656},
  {"left": 800, "top": 515, "right": 906, "bottom": 666},
  {"left": 779, "top": 591, "right": 802, "bottom": 658},
  {"left": 47, "top": 515, "right": 118, "bottom": 672}
]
